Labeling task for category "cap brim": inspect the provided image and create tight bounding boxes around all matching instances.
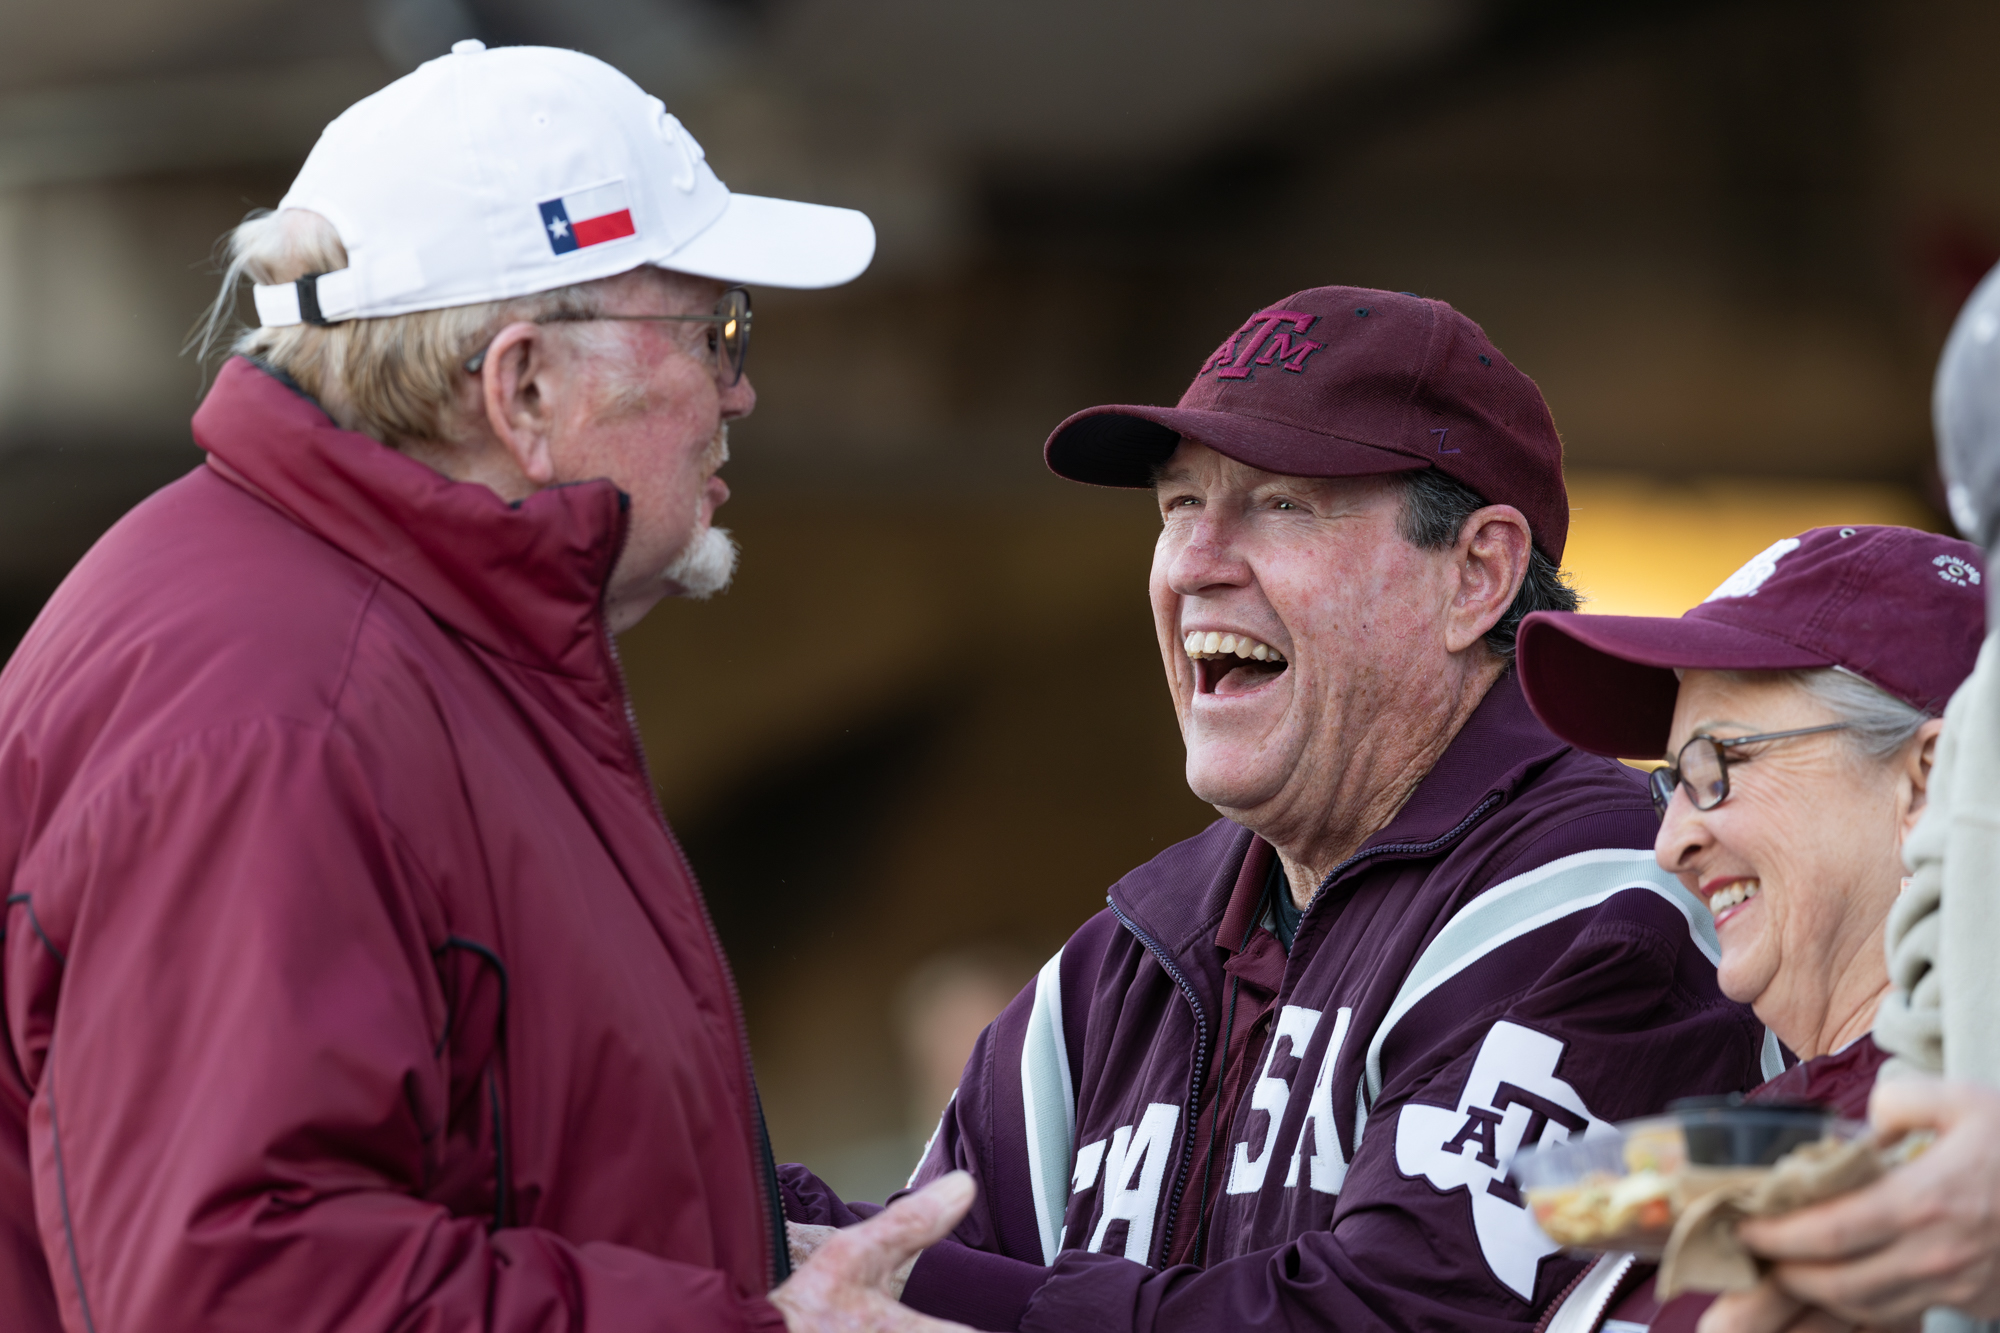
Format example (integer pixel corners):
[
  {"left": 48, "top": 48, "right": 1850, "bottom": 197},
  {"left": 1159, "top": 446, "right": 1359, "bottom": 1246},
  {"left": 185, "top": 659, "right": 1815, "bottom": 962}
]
[
  {"left": 1045, "top": 404, "right": 1430, "bottom": 487},
  {"left": 659, "top": 192, "right": 876, "bottom": 290},
  {"left": 1516, "top": 611, "right": 1837, "bottom": 758}
]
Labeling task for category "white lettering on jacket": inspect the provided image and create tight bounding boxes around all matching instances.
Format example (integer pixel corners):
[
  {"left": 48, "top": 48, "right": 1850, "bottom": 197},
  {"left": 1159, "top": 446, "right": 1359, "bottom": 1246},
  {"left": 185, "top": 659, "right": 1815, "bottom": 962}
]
[
  {"left": 1071, "top": 1138, "right": 1107, "bottom": 1193},
  {"left": 1285, "top": 1005, "right": 1353, "bottom": 1193},
  {"left": 1227, "top": 1004, "right": 1321, "bottom": 1194},
  {"left": 1394, "top": 1021, "right": 1613, "bottom": 1300},
  {"left": 1085, "top": 1102, "right": 1181, "bottom": 1262}
]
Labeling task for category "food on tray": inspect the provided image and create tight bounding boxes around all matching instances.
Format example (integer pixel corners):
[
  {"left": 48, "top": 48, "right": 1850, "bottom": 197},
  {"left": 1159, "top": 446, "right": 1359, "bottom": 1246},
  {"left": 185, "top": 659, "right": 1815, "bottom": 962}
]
[
  {"left": 1528, "top": 1167, "right": 1675, "bottom": 1248},
  {"left": 1512, "top": 1102, "right": 1856, "bottom": 1256},
  {"left": 1523, "top": 1122, "right": 1689, "bottom": 1249}
]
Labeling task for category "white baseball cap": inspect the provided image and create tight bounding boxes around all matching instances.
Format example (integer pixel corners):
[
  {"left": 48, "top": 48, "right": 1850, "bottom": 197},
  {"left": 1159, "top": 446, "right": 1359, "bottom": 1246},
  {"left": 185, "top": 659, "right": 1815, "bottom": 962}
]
[{"left": 253, "top": 41, "right": 875, "bottom": 328}]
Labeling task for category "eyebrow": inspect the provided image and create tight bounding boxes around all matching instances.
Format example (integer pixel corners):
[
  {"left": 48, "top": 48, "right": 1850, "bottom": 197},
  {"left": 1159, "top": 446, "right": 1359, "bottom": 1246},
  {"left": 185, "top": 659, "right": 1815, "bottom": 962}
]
[{"left": 1665, "top": 719, "right": 1762, "bottom": 759}]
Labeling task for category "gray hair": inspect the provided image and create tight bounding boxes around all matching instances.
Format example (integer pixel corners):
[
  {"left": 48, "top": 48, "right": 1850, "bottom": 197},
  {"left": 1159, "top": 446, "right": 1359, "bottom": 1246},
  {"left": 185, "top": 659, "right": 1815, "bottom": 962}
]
[
  {"left": 1782, "top": 667, "right": 1932, "bottom": 762},
  {"left": 1394, "top": 468, "right": 1581, "bottom": 659}
]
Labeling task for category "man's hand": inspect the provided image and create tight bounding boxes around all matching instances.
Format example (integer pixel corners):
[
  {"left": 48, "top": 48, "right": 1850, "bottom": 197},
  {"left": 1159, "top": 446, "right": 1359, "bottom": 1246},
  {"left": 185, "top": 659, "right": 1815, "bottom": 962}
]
[
  {"left": 1699, "top": 1077, "right": 2000, "bottom": 1332},
  {"left": 788, "top": 1221, "right": 839, "bottom": 1273},
  {"left": 770, "top": 1171, "right": 985, "bottom": 1333}
]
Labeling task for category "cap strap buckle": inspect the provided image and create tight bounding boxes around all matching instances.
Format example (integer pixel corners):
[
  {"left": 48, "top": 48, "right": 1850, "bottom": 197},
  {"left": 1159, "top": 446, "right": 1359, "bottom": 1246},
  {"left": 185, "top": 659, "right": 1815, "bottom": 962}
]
[
  {"left": 295, "top": 273, "right": 330, "bottom": 326},
  {"left": 250, "top": 268, "right": 362, "bottom": 328}
]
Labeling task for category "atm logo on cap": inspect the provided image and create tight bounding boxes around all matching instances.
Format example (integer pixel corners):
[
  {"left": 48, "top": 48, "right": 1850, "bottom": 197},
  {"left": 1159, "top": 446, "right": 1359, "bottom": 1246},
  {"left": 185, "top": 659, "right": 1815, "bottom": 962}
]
[
  {"left": 1199, "top": 310, "right": 1326, "bottom": 381},
  {"left": 539, "top": 181, "right": 636, "bottom": 255}
]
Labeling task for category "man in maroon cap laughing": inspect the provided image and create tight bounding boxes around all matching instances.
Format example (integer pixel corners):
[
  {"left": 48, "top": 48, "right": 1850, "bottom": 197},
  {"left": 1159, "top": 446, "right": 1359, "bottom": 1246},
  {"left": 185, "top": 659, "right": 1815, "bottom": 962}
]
[{"left": 781, "top": 288, "right": 1769, "bottom": 1333}]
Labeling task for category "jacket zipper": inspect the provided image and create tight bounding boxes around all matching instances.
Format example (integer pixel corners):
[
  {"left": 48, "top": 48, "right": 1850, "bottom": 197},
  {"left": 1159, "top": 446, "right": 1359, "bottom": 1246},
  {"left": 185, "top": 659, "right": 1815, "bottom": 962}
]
[
  {"left": 1116, "top": 791, "right": 1508, "bottom": 1266},
  {"left": 594, "top": 517, "right": 788, "bottom": 1290},
  {"left": 1305, "top": 791, "right": 1506, "bottom": 911},
  {"left": 1106, "top": 899, "right": 1210, "bottom": 1268}
]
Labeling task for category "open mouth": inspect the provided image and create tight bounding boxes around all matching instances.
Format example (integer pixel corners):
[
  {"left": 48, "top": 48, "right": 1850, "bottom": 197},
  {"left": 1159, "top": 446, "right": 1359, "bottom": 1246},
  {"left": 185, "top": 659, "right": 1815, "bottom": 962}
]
[
  {"left": 1185, "top": 630, "right": 1289, "bottom": 696},
  {"left": 1707, "top": 878, "right": 1760, "bottom": 927}
]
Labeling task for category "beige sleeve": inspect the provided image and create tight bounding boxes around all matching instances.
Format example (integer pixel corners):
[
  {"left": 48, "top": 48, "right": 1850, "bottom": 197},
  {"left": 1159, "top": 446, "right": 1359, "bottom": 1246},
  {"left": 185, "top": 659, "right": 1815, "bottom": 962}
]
[
  {"left": 1936, "top": 633, "right": 2000, "bottom": 1086},
  {"left": 1882, "top": 632, "right": 2000, "bottom": 1082},
  {"left": 1877, "top": 666, "right": 1955, "bottom": 1078}
]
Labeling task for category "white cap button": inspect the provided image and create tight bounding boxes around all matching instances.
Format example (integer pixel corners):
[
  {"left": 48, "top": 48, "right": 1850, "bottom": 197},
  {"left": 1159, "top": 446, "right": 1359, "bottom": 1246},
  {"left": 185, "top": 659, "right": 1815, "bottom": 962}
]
[{"left": 452, "top": 39, "right": 486, "bottom": 55}]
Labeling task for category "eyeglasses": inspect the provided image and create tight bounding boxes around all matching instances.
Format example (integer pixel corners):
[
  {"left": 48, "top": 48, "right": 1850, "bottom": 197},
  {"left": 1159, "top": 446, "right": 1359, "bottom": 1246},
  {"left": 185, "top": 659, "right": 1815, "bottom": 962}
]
[
  {"left": 463, "top": 286, "right": 752, "bottom": 385},
  {"left": 1648, "top": 723, "right": 1851, "bottom": 819}
]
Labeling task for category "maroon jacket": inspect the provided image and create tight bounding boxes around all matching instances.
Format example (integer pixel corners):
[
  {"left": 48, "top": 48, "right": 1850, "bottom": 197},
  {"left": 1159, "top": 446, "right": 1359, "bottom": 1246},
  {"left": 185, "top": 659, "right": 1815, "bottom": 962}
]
[
  {"left": 786, "top": 674, "right": 1772, "bottom": 1333},
  {"left": 0, "top": 358, "right": 786, "bottom": 1332}
]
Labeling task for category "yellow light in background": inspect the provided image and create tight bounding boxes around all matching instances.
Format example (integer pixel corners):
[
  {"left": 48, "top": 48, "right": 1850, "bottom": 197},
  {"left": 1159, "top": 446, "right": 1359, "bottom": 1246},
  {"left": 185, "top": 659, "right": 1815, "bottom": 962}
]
[{"left": 1561, "top": 472, "right": 1942, "bottom": 619}]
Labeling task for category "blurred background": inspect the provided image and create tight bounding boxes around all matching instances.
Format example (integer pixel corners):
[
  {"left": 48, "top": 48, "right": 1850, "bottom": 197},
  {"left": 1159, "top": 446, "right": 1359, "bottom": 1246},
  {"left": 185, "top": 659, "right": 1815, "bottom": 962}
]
[{"left": 1, "top": 0, "right": 1987, "bottom": 1199}]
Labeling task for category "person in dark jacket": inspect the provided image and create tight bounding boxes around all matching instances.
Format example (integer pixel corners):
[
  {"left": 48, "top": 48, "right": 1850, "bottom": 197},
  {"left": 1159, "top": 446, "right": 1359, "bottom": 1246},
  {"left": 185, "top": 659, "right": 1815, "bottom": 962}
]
[
  {"left": 0, "top": 43, "right": 976, "bottom": 1333},
  {"left": 1513, "top": 523, "right": 1984, "bottom": 1332},
  {"left": 783, "top": 287, "right": 1772, "bottom": 1333}
]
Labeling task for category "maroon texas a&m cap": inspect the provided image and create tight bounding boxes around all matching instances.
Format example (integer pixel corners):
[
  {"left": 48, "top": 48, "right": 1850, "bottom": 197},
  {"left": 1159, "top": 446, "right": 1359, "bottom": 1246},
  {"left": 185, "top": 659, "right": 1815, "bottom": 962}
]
[
  {"left": 1043, "top": 286, "right": 1572, "bottom": 559},
  {"left": 1516, "top": 525, "right": 1986, "bottom": 759}
]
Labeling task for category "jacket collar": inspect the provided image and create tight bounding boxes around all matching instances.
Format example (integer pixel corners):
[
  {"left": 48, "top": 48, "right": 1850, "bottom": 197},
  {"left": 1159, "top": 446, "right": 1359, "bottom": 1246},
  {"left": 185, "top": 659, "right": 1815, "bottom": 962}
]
[
  {"left": 1335, "top": 668, "right": 1564, "bottom": 856},
  {"left": 192, "top": 357, "right": 626, "bottom": 677},
  {"left": 1116, "top": 668, "right": 1569, "bottom": 957}
]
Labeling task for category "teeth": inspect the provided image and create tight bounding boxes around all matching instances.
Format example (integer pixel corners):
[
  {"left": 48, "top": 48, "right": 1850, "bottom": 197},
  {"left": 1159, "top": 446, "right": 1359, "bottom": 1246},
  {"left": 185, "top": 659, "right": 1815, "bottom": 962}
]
[
  {"left": 1709, "top": 880, "right": 1761, "bottom": 915},
  {"left": 1183, "top": 630, "right": 1287, "bottom": 664}
]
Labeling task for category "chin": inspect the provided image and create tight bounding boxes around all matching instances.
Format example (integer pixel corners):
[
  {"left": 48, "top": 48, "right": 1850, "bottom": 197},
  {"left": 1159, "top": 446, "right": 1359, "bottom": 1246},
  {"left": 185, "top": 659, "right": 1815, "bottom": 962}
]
[
  {"left": 1715, "top": 955, "right": 1768, "bottom": 1008},
  {"left": 1183, "top": 748, "right": 1283, "bottom": 814},
  {"left": 660, "top": 526, "right": 738, "bottom": 600}
]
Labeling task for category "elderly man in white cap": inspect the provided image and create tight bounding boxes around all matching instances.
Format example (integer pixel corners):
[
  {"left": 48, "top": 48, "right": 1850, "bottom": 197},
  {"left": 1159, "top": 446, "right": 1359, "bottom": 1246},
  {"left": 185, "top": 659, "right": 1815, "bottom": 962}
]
[{"left": 0, "top": 41, "right": 973, "bottom": 1333}]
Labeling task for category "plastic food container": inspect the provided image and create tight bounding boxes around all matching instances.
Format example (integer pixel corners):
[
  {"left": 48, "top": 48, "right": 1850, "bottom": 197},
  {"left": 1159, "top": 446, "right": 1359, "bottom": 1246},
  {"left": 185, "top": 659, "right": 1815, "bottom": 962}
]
[{"left": 1509, "top": 1099, "right": 1855, "bottom": 1257}]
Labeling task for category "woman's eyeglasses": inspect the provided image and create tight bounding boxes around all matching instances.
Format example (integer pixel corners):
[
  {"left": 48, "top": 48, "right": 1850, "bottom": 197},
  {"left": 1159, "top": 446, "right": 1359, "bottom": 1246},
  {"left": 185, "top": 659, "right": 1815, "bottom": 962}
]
[
  {"left": 1648, "top": 722, "right": 1851, "bottom": 819},
  {"left": 464, "top": 285, "right": 752, "bottom": 384}
]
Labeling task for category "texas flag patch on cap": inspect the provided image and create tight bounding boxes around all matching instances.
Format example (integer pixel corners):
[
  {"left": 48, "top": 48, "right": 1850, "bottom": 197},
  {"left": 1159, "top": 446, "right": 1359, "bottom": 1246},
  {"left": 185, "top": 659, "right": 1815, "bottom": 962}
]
[{"left": 539, "top": 181, "right": 636, "bottom": 255}]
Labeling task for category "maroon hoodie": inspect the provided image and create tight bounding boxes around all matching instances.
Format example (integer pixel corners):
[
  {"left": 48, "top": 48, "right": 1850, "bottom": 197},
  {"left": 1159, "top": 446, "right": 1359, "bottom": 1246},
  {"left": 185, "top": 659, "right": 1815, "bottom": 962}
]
[
  {"left": 0, "top": 359, "right": 786, "bottom": 1332},
  {"left": 785, "top": 672, "right": 1772, "bottom": 1333}
]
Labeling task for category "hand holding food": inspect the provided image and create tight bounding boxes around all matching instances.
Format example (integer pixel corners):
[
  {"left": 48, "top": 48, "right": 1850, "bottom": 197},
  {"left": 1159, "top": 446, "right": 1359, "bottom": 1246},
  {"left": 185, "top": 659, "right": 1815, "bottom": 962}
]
[{"left": 1514, "top": 1101, "right": 1867, "bottom": 1264}]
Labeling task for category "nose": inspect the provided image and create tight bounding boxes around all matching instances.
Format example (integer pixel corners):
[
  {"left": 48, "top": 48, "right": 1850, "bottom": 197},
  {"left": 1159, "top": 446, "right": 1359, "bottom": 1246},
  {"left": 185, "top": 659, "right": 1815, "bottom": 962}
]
[
  {"left": 721, "top": 371, "right": 756, "bottom": 421},
  {"left": 1653, "top": 784, "right": 1711, "bottom": 877},
  {"left": 1165, "top": 510, "right": 1252, "bottom": 598}
]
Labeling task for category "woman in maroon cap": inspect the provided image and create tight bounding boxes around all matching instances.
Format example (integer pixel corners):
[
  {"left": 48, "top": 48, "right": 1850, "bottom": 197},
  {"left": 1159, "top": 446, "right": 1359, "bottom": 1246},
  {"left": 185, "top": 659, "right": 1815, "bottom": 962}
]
[{"left": 1513, "top": 523, "right": 1987, "bottom": 1333}]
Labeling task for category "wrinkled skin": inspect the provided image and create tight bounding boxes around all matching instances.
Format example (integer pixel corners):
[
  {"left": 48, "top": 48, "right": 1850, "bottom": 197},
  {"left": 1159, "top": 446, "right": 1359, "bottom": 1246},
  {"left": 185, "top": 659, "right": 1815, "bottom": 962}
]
[
  {"left": 1653, "top": 670, "right": 1938, "bottom": 1060},
  {"left": 434, "top": 266, "right": 755, "bottom": 632},
  {"left": 1148, "top": 441, "right": 1531, "bottom": 903},
  {"left": 772, "top": 1174, "right": 981, "bottom": 1333}
]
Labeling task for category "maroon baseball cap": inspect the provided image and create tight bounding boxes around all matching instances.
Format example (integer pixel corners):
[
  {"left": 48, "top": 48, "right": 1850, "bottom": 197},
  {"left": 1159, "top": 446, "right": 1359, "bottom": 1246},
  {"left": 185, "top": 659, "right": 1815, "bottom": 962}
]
[
  {"left": 1516, "top": 525, "right": 1986, "bottom": 759},
  {"left": 1043, "top": 285, "right": 1572, "bottom": 559}
]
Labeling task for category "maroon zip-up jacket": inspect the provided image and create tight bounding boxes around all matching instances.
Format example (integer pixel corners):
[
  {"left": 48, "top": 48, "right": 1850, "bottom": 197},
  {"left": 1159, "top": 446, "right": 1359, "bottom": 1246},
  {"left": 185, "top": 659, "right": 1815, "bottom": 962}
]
[
  {"left": 785, "top": 674, "right": 1773, "bottom": 1333},
  {"left": 0, "top": 358, "right": 787, "bottom": 1332}
]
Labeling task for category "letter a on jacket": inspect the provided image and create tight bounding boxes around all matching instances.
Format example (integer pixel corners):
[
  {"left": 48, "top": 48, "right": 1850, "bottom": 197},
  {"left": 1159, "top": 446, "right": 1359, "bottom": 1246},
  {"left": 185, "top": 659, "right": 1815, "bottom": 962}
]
[{"left": 783, "top": 676, "right": 1775, "bottom": 1333}]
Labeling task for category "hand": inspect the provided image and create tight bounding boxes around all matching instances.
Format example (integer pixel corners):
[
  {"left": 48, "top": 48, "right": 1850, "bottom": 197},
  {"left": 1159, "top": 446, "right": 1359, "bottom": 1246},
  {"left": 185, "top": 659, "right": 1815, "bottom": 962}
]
[
  {"left": 1697, "top": 1276, "right": 1865, "bottom": 1333},
  {"left": 785, "top": 1220, "right": 922, "bottom": 1299},
  {"left": 770, "top": 1171, "right": 984, "bottom": 1333},
  {"left": 1716, "top": 1077, "right": 2000, "bottom": 1329},
  {"left": 788, "top": 1221, "right": 839, "bottom": 1272}
]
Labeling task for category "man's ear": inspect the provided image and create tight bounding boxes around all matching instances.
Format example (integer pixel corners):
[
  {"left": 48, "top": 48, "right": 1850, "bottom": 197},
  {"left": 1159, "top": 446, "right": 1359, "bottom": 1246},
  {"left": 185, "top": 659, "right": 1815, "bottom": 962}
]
[
  {"left": 1899, "top": 716, "right": 1946, "bottom": 840},
  {"left": 480, "top": 322, "right": 560, "bottom": 488},
  {"left": 1443, "top": 504, "right": 1532, "bottom": 655}
]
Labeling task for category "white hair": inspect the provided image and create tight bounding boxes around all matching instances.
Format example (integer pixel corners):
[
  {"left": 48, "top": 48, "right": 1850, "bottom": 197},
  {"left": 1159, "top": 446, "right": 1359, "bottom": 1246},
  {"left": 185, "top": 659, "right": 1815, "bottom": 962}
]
[
  {"left": 661, "top": 526, "right": 739, "bottom": 599},
  {"left": 190, "top": 208, "right": 622, "bottom": 445}
]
